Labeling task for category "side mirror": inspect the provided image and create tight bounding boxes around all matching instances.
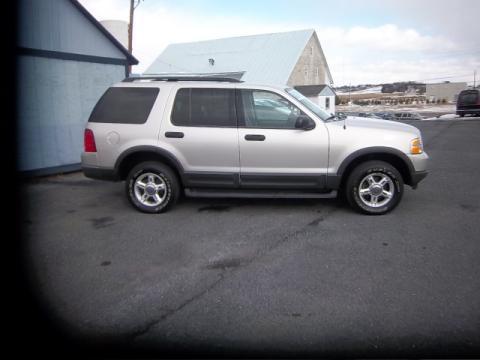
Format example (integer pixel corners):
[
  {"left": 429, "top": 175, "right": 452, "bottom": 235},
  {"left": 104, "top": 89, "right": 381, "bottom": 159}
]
[{"left": 295, "top": 115, "right": 316, "bottom": 130}]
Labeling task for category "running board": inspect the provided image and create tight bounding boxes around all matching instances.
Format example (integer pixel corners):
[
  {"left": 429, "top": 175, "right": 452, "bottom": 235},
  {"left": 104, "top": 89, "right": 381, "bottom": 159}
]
[{"left": 185, "top": 188, "right": 338, "bottom": 199}]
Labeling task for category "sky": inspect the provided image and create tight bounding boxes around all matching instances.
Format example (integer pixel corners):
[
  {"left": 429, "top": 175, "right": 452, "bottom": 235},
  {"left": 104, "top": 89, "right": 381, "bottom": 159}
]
[{"left": 79, "top": 0, "right": 480, "bottom": 86}]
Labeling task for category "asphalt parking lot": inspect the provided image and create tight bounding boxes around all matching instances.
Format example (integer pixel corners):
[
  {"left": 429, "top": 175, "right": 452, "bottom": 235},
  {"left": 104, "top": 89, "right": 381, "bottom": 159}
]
[{"left": 23, "top": 118, "right": 480, "bottom": 356}]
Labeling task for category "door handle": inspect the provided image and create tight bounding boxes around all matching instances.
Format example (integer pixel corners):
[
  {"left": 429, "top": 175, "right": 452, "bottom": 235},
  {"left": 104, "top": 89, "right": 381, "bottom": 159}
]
[
  {"left": 165, "top": 132, "right": 184, "bottom": 138},
  {"left": 245, "top": 134, "right": 265, "bottom": 141}
]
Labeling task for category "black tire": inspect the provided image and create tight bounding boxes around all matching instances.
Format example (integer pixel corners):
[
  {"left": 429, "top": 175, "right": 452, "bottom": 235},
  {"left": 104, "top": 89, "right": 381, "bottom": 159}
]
[
  {"left": 125, "top": 161, "right": 180, "bottom": 213},
  {"left": 459, "top": 113, "right": 465, "bottom": 118},
  {"left": 345, "top": 160, "right": 403, "bottom": 215}
]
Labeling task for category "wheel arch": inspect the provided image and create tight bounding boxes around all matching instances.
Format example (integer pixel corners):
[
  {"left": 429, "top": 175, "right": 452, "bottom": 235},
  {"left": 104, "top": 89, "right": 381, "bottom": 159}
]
[
  {"left": 335, "top": 147, "right": 415, "bottom": 189},
  {"left": 115, "top": 146, "right": 185, "bottom": 184}
]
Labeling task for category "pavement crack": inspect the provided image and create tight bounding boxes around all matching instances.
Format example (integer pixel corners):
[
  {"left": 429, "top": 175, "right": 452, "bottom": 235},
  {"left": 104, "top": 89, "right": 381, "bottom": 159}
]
[
  {"left": 128, "top": 208, "right": 337, "bottom": 342},
  {"left": 127, "top": 273, "right": 225, "bottom": 342}
]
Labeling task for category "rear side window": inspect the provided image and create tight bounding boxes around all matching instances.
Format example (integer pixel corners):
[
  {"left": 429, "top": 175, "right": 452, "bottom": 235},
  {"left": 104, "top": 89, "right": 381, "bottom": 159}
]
[
  {"left": 171, "top": 88, "right": 236, "bottom": 127},
  {"left": 89, "top": 87, "right": 159, "bottom": 124}
]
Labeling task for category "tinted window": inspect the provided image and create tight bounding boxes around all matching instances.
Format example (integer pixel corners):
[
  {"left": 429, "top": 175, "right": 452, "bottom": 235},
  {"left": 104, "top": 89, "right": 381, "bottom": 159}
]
[
  {"left": 171, "top": 88, "right": 236, "bottom": 127},
  {"left": 239, "top": 90, "right": 303, "bottom": 129},
  {"left": 458, "top": 91, "right": 478, "bottom": 105},
  {"left": 171, "top": 88, "right": 190, "bottom": 125},
  {"left": 89, "top": 87, "right": 159, "bottom": 124}
]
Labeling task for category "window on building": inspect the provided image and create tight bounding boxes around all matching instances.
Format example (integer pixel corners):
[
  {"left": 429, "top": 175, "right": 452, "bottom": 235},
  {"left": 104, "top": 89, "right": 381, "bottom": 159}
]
[
  {"left": 238, "top": 90, "right": 303, "bottom": 129},
  {"left": 325, "top": 97, "right": 330, "bottom": 109},
  {"left": 171, "top": 88, "right": 236, "bottom": 127},
  {"left": 89, "top": 87, "right": 159, "bottom": 124}
]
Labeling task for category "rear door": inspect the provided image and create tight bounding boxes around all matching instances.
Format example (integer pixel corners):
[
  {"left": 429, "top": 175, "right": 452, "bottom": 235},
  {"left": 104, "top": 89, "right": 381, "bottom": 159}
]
[
  {"left": 236, "top": 89, "right": 329, "bottom": 189},
  {"left": 161, "top": 86, "right": 240, "bottom": 188}
]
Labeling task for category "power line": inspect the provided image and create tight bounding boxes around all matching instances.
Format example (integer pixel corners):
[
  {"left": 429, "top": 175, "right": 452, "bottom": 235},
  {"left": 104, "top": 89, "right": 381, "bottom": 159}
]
[
  {"left": 418, "top": 50, "right": 480, "bottom": 60},
  {"left": 414, "top": 73, "right": 473, "bottom": 82}
]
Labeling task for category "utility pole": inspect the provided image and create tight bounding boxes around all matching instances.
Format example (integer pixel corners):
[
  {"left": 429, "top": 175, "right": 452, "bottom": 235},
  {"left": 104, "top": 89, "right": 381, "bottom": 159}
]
[
  {"left": 348, "top": 82, "right": 351, "bottom": 105},
  {"left": 474, "top": 70, "right": 477, "bottom": 88},
  {"left": 128, "top": 0, "right": 143, "bottom": 75}
]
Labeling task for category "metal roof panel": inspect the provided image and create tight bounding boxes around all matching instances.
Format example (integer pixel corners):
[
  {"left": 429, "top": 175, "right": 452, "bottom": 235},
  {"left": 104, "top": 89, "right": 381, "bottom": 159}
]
[{"left": 145, "top": 29, "right": 316, "bottom": 84}]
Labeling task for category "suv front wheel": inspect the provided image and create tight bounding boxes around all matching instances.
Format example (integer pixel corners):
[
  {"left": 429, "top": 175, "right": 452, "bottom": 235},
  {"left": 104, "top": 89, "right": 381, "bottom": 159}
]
[
  {"left": 126, "top": 161, "right": 180, "bottom": 213},
  {"left": 345, "top": 160, "right": 404, "bottom": 215}
]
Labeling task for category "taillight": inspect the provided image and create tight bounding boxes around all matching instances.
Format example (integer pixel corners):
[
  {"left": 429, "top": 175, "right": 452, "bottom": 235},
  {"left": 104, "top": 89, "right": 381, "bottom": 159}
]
[{"left": 84, "top": 129, "right": 97, "bottom": 152}]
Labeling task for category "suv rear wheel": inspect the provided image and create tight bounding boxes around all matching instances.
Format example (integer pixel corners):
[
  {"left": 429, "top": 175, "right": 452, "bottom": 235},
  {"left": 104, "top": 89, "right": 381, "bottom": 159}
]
[
  {"left": 126, "top": 161, "right": 180, "bottom": 213},
  {"left": 345, "top": 160, "right": 403, "bottom": 215}
]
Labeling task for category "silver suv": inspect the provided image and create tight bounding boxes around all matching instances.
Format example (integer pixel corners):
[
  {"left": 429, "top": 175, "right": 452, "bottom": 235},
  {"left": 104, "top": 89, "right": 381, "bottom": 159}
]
[{"left": 82, "top": 76, "right": 428, "bottom": 215}]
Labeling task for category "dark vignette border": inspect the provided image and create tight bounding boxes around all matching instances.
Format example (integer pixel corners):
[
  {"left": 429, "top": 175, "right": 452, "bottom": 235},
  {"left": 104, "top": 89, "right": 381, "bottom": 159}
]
[{"left": 10, "top": 1, "right": 480, "bottom": 359}]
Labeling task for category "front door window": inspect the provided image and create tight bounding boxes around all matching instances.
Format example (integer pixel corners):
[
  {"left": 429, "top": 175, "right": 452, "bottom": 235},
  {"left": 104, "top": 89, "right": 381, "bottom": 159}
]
[{"left": 239, "top": 90, "right": 302, "bottom": 129}]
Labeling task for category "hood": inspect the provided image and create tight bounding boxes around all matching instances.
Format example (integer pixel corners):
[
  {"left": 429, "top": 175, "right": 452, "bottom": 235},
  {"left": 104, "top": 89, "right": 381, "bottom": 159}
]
[{"left": 344, "top": 116, "right": 419, "bottom": 135}]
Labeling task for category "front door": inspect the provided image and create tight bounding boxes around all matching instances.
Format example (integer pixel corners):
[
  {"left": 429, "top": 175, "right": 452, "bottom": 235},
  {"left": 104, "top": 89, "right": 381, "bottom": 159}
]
[{"left": 237, "top": 89, "right": 329, "bottom": 189}]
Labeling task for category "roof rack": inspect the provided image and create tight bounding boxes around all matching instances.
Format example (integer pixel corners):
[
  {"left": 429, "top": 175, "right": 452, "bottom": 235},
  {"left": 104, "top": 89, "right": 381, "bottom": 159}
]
[{"left": 122, "top": 76, "right": 243, "bottom": 83}]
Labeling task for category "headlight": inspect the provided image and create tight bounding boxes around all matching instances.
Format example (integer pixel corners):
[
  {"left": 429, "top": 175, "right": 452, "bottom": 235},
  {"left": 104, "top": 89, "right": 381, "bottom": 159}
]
[{"left": 410, "top": 137, "right": 423, "bottom": 154}]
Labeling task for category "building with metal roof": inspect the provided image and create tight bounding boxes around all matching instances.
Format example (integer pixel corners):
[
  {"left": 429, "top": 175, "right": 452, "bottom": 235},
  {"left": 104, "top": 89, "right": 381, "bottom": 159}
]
[
  {"left": 294, "top": 84, "right": 336, "bottom": 114},
  {"left": 18, "top": 0, "right": 138, "bottom": 175},
  {"left": 145, "top": 29, "right": 333, "bottom": 87}
]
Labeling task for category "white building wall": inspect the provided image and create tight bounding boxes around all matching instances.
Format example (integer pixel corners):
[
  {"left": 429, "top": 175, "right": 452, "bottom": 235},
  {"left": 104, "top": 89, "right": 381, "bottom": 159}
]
[
  {"left": 307, "top": 95, "right": 335, "bottom": 114},
  {"left": 425, "top": 82, "right": 467, "bottom": 102},
  {"left": 325, "top": 95, "right": 335, "bottom": 113},
  {"left": 287, "top": 35, "right": 327, "bottom": 86}
]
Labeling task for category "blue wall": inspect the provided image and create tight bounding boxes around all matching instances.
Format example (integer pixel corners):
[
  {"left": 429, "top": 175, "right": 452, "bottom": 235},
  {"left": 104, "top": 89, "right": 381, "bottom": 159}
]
[
  {"left": 18, "top": 0, "right": 125, "bottom": 58},
  {"left": 18, "top": 0, "right": 132, "bottom": 174},
  {"left": 17, "top": 56, "right": 125, "bottom": 171}
]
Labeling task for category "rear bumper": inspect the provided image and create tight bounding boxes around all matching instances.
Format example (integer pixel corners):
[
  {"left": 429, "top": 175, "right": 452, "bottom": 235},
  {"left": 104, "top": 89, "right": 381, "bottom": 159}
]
[
  {"left": 82, "top": 166, "right": 119, "bottom": 181},
  {"left": 457, "top": 107, "right": 480, "bottom": 115}
]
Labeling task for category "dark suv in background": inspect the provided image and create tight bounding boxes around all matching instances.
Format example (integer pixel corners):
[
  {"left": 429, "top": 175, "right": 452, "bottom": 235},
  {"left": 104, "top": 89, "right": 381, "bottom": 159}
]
[{"left": 457, "top": 89, "right": 480, "bottom": 117}]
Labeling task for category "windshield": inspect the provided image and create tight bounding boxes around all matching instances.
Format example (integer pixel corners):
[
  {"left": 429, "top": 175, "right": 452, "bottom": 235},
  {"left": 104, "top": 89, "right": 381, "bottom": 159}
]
[{"left": 285, "top": 88, "right": 333, "bottom": 121}]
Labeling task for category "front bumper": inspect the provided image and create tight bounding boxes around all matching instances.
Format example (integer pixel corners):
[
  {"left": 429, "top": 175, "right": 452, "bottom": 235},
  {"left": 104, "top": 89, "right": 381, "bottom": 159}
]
[
  {"left": 408, "top": 151, "right": 429, "bottom": 172},
  {"left": 407, "top": 151, "right": 429, "bottom": 188},
  {"left": 410, "top": 170, "right": 428, "bottom": 188}
]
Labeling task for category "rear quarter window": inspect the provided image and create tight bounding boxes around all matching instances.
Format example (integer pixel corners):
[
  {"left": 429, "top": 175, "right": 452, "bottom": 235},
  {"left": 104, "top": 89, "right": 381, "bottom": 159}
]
[{"left": 88, "top": 87, "right": 159, "bottom": 124}]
